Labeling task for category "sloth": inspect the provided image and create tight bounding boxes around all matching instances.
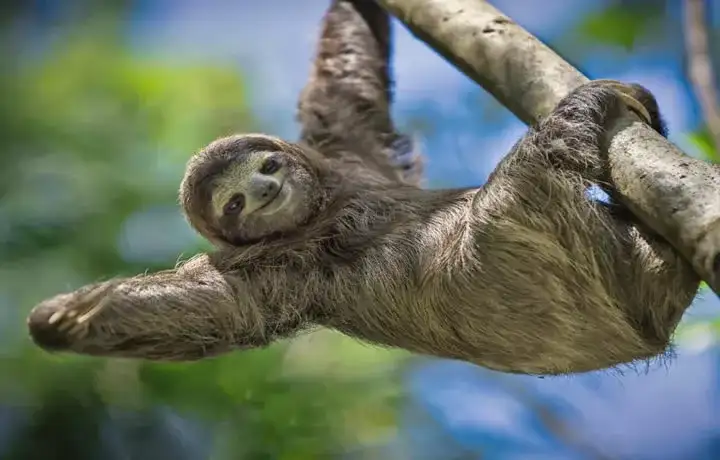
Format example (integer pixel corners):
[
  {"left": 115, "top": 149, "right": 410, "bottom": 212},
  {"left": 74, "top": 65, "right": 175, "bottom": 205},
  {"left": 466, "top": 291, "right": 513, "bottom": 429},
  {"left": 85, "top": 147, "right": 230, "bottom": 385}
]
[{"left": 26, "top": 0, "right": 700, "bottom": 375}]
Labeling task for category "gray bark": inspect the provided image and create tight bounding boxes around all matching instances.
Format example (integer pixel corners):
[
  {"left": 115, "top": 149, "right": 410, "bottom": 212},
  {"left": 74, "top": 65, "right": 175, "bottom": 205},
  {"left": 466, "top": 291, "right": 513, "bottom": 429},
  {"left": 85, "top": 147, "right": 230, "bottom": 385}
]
[{"left": 378, "top": 0, "right": 720, "bottom": 295}]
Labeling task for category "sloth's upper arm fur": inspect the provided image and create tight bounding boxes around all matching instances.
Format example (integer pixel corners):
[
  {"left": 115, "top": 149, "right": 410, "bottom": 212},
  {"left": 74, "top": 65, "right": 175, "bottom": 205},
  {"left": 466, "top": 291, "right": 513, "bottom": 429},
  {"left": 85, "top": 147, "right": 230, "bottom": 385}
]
[{"left": 297, "top": 0, "right": 423, "bottom": 186}]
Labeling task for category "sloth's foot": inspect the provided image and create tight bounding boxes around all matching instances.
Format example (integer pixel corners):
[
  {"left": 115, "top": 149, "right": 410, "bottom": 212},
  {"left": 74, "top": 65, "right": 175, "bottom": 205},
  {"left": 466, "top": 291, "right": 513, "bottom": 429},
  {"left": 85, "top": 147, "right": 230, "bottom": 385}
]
[{"left": 388, "top": 134, "right": 423, "bottom": 183}]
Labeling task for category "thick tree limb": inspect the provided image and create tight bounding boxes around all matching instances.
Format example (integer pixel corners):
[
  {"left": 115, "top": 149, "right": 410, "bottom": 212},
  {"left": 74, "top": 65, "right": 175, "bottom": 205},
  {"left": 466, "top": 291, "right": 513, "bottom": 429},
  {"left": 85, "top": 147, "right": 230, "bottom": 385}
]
[
  {"left": 377, "top": 0, "right": 720, "bottom": 296},
  {"left": 683, "top": 0, "right": 720, "bottom": 153}
]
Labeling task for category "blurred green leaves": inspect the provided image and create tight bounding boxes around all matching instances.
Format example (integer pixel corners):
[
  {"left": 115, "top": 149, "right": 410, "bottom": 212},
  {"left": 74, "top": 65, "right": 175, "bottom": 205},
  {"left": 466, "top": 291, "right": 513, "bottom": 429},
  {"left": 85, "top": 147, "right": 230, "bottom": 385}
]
[
  {"left": 687, "top": 129, "right": 720, "bottom": 162},
  {"left": 576, "top": 2, "right": 663, "bottom": 50}
]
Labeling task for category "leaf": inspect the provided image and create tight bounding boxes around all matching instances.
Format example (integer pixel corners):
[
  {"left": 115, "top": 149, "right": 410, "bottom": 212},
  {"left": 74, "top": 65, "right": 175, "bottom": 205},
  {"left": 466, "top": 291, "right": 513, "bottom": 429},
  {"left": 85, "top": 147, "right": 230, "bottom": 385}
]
[
  {"left": 687, "top": 129, "right": 720, "bottom": 162},
  {"left": 577, "top": 4, "right": 663, "bottom": 50}
]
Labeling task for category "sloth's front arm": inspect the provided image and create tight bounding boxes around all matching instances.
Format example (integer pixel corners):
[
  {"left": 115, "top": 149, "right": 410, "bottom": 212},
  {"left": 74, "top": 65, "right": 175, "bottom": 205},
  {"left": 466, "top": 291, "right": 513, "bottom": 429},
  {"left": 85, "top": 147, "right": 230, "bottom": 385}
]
[{"left": 26, "top": 255, "right": 307, "bottom": 360}]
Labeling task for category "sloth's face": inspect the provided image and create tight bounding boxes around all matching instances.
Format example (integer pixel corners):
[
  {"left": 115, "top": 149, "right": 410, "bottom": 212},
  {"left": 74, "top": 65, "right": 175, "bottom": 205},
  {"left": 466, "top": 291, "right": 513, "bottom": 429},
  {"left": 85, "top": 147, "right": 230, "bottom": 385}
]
[
  {"left": 180, "top": 134, "right": 328, "bottom": 246},
  {"left": 210, "top": 148, "right": 323, "bottom": 244}
]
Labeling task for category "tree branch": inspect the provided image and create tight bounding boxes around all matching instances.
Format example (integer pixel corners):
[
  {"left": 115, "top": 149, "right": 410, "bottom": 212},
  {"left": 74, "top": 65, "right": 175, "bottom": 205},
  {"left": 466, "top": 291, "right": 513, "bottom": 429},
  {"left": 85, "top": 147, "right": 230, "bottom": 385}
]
[
  {"left": 683, "top": 0, "right": 720, "bottom": 153},
  {"left": 377, "top": 0, "right": 720, "bottom": 296}
]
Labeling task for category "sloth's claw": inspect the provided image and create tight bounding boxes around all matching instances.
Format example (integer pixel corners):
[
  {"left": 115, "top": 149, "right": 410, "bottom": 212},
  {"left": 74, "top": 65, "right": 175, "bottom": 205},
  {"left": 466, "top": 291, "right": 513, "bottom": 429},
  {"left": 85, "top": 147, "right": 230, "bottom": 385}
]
[
  {"left": 47, "top": 310, "right": 65, "bottom": 325},
  {"left": 68, "top": 321, "right": 89, "bottom": 339},
  {"left": 590, "top": 79, "right": 653, "bottom": 125},
  {"left": 388, "top": 134, "right": 423, "bottom": 184},
  {"left": 27, "top": 282, "right": 117, "bottom": 352}
]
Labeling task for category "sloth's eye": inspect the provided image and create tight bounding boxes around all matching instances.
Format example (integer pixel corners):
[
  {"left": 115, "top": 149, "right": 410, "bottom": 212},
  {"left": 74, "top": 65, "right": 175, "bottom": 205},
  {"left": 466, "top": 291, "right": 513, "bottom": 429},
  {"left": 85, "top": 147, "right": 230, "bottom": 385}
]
[
  {"left": 259, "top": 156, "right": 281, "bottom": 175},
  {"left": 224, "top": 193, "right": 245, "bottom": 215}
]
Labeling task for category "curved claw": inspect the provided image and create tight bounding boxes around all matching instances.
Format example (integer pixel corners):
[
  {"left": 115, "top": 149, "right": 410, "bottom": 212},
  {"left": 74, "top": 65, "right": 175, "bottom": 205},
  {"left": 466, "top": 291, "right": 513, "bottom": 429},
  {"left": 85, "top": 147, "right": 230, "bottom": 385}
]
[
  {"left": 27, "top": 281, "right": 118, "bottom": 352},
  {"left": 390, "top": 135, "right": 417, "bottom": 170},
  {"left": 591, "top": 79, "right": 653, "bottom": 125},
  {"left": 28, "top": 302, "right": 75, "bottom": 351},
  {"left": 388, "top": 134, "right": 423, "bottom": 185}
]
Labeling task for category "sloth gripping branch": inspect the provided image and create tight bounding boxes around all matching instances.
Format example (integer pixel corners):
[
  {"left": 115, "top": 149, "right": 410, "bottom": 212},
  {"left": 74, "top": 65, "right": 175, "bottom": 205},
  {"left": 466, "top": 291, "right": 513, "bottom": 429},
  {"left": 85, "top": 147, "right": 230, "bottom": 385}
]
[{"left": 377, "top": 0, "right": 720, "bottom": 296}]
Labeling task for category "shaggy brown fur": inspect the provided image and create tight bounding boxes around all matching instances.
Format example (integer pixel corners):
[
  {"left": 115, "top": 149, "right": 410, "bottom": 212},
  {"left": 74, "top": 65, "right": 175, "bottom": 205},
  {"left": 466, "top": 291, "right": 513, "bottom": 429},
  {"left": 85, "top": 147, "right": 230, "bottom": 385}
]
[{"left": 26, "top": 0, "right": 700, "bottom": 375}]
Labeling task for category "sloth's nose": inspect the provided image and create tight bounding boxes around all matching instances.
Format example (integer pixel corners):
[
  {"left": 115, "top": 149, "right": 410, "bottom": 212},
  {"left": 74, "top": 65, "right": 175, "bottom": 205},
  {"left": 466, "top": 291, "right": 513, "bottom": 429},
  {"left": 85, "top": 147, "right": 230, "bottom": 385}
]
[
  {"left": 249, "top": 176, "right": 281, "bottom": 201},
  {"left": 27, "top": 304, "right": 72, "bottom": 351}
]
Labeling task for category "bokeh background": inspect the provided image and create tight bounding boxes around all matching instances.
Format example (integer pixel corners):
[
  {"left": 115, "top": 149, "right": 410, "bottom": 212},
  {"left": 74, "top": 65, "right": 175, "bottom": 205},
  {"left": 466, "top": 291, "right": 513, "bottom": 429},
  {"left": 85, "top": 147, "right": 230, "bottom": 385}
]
[{"left": 1, "top": 0, "right": 720, "bottom": 459}]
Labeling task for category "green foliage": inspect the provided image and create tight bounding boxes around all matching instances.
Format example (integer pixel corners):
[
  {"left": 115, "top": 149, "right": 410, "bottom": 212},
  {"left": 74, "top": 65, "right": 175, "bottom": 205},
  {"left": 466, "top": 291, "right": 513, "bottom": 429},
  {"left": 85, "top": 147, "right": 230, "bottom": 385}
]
[
  {"left": 687, "top": 129, "right": 720, "bottom": 162},
  {"left": 576, "top": 3, "right": 663, "bottom": 50},
  {"left": 0, "top": 14, "right": 405, "bottom": 460}
]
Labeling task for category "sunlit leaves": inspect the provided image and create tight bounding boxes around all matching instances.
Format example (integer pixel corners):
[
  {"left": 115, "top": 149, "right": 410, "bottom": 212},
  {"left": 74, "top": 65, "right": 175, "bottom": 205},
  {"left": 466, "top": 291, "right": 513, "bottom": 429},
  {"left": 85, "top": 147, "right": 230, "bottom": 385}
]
[
  {"left": 136, "top": 338, "right": 405, "bottom": 458},
  {"left": 687, "top": 129, "right": 720, "bottom": 162},
  {"left": 576, "top": 3, "right": 663, "bottom": 50}
]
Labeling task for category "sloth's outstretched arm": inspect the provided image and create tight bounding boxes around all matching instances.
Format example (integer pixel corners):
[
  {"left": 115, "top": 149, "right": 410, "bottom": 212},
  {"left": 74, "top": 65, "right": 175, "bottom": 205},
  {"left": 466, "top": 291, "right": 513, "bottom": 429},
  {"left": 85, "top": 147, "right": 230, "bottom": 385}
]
[
  {"left": 26, "top": 255, "right": 304, "bottom": 360},
  {"left": 298, "top": 0, "right": 423, "bottom": 185}
]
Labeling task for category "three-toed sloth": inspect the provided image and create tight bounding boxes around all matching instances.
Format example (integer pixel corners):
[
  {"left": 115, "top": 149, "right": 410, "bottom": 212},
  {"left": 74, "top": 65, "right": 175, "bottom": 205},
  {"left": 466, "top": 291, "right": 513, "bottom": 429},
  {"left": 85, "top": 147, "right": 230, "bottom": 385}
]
[{"left": 27, "top": 0, "right": 699, "bottom": 375}]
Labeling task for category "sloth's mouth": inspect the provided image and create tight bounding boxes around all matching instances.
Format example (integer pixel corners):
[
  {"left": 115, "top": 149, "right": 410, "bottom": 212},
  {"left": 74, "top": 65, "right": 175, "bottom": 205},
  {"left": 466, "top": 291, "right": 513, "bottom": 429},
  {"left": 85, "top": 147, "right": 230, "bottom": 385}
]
[{"left": 255, "top": 182, "right": 285, "bottom": 215}]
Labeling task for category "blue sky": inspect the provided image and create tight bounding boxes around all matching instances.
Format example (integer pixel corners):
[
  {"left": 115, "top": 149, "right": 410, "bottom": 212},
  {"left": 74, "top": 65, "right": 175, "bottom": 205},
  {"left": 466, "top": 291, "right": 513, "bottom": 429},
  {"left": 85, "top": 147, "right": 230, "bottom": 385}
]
[{"left": 408, "top": 346, "right": 720, "bottom": 459}]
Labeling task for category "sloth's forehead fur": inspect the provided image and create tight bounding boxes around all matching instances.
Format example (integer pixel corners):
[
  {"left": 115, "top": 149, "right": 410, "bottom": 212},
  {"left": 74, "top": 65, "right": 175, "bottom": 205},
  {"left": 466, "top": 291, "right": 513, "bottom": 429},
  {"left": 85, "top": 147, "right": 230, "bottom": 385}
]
[
  {"left": 185, "top": 135, "right": 290, "bottom": 188},
  {"left": 203, "top": 134, "right": 295, "bottom": 161}
]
